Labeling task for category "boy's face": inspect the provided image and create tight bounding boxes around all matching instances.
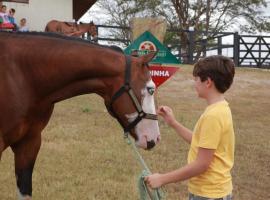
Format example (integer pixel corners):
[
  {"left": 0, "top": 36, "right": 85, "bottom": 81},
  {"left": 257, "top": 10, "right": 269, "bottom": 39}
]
[{"left": 193, "top": 76, "right": 209, "bottom": 98}]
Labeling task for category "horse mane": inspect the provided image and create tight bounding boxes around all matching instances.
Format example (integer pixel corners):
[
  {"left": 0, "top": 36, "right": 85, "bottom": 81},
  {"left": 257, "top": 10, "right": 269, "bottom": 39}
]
[
  {"left": 0, "top": 31, "right": 123, "bottom": 53},
  {"left": 109, "top": 45, "right": 124, "bottom": 53}
]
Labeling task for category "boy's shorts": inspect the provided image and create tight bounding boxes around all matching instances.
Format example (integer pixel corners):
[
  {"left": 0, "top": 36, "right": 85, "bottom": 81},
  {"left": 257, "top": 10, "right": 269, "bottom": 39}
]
[{"left": 189, "top": 193, "right": 232, "bottom": 200}]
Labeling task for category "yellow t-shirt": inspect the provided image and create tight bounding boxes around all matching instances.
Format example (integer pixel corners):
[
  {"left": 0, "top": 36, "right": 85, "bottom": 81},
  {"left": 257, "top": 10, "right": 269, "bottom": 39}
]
[{"left": 188, "top": 100, "right": 235, "bottom": 198}]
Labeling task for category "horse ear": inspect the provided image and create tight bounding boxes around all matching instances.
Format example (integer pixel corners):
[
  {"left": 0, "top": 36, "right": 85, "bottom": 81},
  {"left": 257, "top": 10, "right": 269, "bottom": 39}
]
[{"left": 140, "top": 51, "right": 157, "bottom": 64}]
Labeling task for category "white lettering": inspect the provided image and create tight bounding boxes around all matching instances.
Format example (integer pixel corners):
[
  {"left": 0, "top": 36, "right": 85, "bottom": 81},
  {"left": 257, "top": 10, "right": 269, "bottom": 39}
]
[{"left": 150, "top": 70, "right": 170, "bottom": 77}]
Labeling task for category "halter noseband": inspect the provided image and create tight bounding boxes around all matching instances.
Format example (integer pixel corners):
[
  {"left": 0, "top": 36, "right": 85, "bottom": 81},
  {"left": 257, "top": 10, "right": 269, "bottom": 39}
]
[{"left": 108, "top": 55, "right": 158, "bottom": 136}]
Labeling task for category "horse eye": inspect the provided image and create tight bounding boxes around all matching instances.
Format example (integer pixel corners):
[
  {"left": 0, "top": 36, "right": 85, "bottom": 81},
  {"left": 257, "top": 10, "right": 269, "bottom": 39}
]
[{"left": 147, "top": 87, "right": 155, "bottom": 95}]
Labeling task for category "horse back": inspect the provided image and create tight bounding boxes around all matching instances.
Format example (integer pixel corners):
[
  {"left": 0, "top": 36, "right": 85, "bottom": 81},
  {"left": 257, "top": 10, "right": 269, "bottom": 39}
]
[
  {"left": 63, "top": 22, "right": 76, "bottom": 27},
  {"left": 45, "top": 20, "right": 65, "bottom": 32}
]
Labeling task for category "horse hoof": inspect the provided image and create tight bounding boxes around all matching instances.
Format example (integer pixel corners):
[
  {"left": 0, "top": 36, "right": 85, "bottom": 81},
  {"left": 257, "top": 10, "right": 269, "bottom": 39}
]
[
  {"left": 17, "top": 192, "right": 32, "bottom": 200},
  {"left": 22, "top": 196, "right": 32, "bottom": 200}
]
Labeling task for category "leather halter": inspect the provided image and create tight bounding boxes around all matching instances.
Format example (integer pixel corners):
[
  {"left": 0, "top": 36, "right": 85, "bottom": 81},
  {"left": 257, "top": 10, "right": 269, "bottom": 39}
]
[{"left": 108, "top": 56, "right": 158, "bottom": 136}]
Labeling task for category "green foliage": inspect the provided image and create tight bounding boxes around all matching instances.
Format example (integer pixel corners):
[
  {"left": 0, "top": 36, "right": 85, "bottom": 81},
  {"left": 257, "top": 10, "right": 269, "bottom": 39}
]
[{"left": 163, "top": 32, "right": 177, "bottom": 46}]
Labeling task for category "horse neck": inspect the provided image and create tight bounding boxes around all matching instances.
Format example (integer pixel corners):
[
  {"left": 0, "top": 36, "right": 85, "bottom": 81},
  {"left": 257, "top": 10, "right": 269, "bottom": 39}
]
[
  {"left": 21, "top": 38, "right": 125, "bottom": 104},
  {"left": 79, "top": 24, "right": 91, "bottom": 33}
]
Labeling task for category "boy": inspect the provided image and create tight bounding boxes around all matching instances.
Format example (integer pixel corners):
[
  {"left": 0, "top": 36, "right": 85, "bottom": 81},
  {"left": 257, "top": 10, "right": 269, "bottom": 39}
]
[{"left": 145, "top": 55, "right": 235, "bottom": 200}]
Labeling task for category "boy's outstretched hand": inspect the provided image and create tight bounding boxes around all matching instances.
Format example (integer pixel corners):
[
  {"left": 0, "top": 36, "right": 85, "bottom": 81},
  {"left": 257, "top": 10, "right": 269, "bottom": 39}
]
[
  {"left": 157, "top": 106, "right": 176, "bottom": 126},
  {"left": 144, "top": 173, "right": 164, "bottom": 189}
]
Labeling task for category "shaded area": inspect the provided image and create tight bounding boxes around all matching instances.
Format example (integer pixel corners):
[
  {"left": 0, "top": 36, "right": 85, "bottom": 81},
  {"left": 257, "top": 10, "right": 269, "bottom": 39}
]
[{"left": 73, "top": 0, "right": 97, "bottom": 21}]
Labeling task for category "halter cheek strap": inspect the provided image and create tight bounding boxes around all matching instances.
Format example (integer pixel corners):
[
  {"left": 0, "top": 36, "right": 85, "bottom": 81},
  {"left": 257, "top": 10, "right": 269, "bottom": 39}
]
[{"left": 108, "top": 55, "right": 158, "bottom": 135}]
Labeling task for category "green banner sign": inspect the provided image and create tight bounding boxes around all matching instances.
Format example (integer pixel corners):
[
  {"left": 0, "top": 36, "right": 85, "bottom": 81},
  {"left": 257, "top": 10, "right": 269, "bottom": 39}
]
[{"left": 124, "top": 31, "right": 181, "bottom": 64}]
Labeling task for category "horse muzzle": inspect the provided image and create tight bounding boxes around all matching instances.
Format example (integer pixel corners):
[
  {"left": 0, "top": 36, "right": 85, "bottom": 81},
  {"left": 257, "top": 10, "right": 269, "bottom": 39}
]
[
  {"left": 136, "top": 138, "right": 157, "bottom": 150},
  {"left": 147, "top": 140, "right": 156, "bottom": 150}
]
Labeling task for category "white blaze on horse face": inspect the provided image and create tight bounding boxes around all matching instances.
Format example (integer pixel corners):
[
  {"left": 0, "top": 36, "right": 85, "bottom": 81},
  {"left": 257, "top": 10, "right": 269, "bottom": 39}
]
[{"left": 135, "top": 80, "right": 160, "bottom": 149}]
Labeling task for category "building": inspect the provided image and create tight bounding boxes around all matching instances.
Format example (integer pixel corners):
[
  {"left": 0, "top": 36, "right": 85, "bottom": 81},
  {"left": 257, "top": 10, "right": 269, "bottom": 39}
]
[{"left": 0, "top": 0, "right": 97, "bottom": 31}]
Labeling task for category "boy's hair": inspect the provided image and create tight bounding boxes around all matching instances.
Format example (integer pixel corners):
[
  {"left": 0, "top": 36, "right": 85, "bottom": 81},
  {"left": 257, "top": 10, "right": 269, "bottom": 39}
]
[{"left": 193, "top": 55, "right": 235, "bottom": 93}]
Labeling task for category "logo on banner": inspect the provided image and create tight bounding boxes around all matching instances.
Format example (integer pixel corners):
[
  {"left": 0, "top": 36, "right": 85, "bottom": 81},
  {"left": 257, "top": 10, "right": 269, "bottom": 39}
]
[{"left": 139, "top": 41, "right": 157, "bottom": 51}]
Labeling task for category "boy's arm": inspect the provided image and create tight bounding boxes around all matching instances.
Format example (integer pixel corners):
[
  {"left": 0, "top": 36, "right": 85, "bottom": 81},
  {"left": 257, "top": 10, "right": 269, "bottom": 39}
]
[
  {"left": 158, "top": 106, "right": 193, "bottom": 144},
  {"left": 145, "top": 147, "right": 214, "bottom": 188},
  {"left": 170, "top": 119, "right": 193, "bottom": 144}
]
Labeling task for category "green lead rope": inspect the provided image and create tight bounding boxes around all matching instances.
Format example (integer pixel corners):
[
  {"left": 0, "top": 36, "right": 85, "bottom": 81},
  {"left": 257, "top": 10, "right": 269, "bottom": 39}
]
[{"left": 125, "top": 135, "right": 165, "bottom": 200}]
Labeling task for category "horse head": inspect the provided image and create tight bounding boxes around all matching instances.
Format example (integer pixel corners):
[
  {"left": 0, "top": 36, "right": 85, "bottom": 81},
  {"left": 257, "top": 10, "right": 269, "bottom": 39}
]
[
  {"left": 87, "top": 21, "right": 98, "bottom": 42},
  {"left": 105, "top": 51, "right": 160, "bottom": 150}
]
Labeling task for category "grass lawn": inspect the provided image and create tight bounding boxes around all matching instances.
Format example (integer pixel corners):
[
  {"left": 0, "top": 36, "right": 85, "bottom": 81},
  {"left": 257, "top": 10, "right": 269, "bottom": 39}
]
[{"left": 0, "top": 65, "right": 269, "bottom": 199}]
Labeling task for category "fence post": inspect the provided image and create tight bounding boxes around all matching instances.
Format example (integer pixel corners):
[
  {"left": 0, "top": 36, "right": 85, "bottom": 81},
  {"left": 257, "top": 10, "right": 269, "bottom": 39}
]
[
  {"left": 96, "top": 25, "right": 99, "bottom": 43},
  {"left": 202, "top": 35, "right": 207, "bottom": 57},
  {"left": 233, "top": 32, "right": 240, "bottom": 66},
  {"left": 258, "top": 36, "right": 262, "bottom": 67},
  {"left": 188, "top": 30, "right": 195, "bottom": 64},
  {"left": 218, "top": 37, "right": 222, "bottom": 55},
  {"left": 233, "top": 32, "right": 240, "bottom": 67},
  {"left": 178, "top": 45, "right": 182, "bottom": 62}
]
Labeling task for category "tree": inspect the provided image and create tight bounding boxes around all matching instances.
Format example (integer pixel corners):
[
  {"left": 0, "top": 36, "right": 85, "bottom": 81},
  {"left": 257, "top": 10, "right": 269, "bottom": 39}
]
[
  {"left": 94, "top": 0, "right": 270, "bottom": 62},
  {"left": 95, "top": 0, "right": 162, "bottom": 46},
  {"left": 163, "top": 0, "right": 270, "bottom": 60}
]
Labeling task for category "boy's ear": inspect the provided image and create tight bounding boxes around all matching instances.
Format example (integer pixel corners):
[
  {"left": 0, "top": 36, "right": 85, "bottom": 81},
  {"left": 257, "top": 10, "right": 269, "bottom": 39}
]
[{"left": 206, "top": 77, "right": 213, "bottom": 88}]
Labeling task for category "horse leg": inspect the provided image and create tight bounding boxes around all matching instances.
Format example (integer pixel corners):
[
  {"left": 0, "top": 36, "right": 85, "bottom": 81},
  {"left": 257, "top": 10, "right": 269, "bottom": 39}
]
[
  {"left": 11, "top": 107, "right": 54, "bottom": 200},
  {"left": 57, "top": 23, "right": 63, "bottom": 34},
  {"left": 0, "top": 131, "right": 4, "bottom": 161},
  {"left": 0, "top": 137, "right": 3, "bottom": 161},
  {"left": 11, "top": 131, "right": 41, "bottom": 200}
]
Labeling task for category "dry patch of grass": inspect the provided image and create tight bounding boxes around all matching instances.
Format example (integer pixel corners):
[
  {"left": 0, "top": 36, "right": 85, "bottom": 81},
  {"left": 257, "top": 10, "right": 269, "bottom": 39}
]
[{"left": 0, "top": 66, "right": 269, "bottom": 199}]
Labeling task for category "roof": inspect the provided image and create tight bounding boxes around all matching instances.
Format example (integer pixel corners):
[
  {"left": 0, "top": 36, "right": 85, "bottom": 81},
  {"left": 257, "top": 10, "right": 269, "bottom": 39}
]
[{"left": 73, "top": 0, "right": 97, "bottom": 21}]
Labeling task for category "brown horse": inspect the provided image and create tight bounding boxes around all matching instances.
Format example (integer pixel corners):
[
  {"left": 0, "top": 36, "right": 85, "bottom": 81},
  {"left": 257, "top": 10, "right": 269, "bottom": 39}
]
[
  {"left": 45, "top": 20, "right": 98, "bottom": 41},
  {"left": 0, "top": 31, "right": 160, "bottom": 199}
]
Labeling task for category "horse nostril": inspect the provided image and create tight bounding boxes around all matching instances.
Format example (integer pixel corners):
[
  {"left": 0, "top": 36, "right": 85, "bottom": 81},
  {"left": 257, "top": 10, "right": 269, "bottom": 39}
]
[
  {"left": 147, "top": 140, "right": 155, "bottom": 150},
  {"left": 157, "top": 135, "right": 161, "bottom": 143}
]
